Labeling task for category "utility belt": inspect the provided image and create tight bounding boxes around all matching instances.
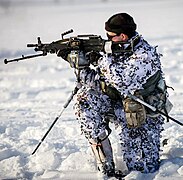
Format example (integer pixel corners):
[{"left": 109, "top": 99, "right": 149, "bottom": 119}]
[{"left": 101, "top": 71, "right": 173, "bottom": 128}]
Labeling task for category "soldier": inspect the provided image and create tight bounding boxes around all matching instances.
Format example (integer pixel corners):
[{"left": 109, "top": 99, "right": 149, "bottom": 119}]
[{"left": 58, "top": 13, "right": 169, "bottom": 178}]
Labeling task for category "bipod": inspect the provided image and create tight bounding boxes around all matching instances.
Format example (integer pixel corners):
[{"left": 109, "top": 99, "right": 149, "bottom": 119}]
[{"left": 31, "top": 86, "right": 79, "bottom": 155}]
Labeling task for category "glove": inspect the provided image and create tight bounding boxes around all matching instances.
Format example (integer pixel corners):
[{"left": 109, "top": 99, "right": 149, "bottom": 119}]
[
  {"left": 85, "top": 51, "right": 102, "bottom": 66},
  {"left": 57, "top": 48, "right": 71, "bottom": 61}
]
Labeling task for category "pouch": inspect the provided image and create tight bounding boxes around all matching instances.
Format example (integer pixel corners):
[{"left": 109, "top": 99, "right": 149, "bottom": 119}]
[{"left": 123, "top": 95, "right": 146, "bottom": 128}]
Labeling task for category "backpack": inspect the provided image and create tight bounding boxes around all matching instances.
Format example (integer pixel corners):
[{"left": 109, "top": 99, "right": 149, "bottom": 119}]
[{"left": 138, "top": 70, "right": 173, "bottom": 118}]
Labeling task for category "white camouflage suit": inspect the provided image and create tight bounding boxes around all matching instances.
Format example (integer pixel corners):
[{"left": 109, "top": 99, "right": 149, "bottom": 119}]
[{"left": 73, "top": 34, "right": 164, "bottom": 173}]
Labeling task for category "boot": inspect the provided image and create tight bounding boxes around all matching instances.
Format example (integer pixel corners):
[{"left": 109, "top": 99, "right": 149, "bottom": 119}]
[{"left": 89, "top": 132, "right": 115, "bottom": 177}]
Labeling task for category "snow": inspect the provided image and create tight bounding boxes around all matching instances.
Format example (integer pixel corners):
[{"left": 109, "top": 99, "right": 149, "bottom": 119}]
[{"left": 0, "top": 0, "right": 183, "bottom": 179}]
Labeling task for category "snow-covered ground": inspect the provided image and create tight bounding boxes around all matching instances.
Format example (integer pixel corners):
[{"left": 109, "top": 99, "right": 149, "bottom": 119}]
[{"left": 0, "top": 0, "right": 183, "bottom": 179}]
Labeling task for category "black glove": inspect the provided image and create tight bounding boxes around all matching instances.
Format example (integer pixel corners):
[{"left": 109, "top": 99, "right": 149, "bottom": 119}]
[
  {"left": 57, "top": 48, "right": 71, "bottom": 61},
  {"left": 85, "top": 51, "right": 102, "bottom": 66}
]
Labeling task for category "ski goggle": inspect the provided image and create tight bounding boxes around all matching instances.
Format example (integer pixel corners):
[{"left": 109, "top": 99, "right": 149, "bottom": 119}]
[{"left": 106, "top": 33, "right": 120, "bottom": 40}]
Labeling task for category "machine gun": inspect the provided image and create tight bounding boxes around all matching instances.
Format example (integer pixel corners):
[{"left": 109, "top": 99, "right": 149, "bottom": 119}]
[{"left": 4, "top": 29, "right": 133, "bottom": 67}]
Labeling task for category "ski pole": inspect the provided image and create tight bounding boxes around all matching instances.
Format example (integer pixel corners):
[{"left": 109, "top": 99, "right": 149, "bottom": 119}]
[
  {"left": 128, "top": 94, "right": 183, "bottom": 126},
  {"left": 31, "top": 86, "right": 79, "bottom": 155}
]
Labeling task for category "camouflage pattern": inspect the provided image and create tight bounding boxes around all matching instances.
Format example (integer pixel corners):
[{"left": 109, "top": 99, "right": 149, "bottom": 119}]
[{"left": 73, "top": 34, "right": 165, "bottom": 173}]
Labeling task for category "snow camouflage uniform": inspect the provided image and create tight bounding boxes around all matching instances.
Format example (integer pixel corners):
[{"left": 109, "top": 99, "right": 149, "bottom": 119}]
[{"left": 73, "top": 34, "right": 165, "bottom": 174}]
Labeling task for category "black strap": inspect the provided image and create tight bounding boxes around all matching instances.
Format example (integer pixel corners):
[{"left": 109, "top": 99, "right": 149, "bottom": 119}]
[{"left": 138, "top": 71, "right": 162, "bottom": 96}]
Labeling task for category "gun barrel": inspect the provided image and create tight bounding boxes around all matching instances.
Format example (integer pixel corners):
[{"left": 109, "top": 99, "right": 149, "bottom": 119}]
[
  {"left": 27, "top": 44, "right": 38, "bottom": 47},
  {"left": 4, "top": 53, "right": 45, "bottom": 64}
]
